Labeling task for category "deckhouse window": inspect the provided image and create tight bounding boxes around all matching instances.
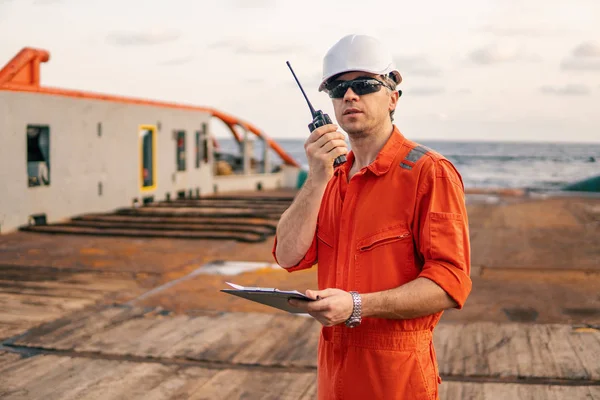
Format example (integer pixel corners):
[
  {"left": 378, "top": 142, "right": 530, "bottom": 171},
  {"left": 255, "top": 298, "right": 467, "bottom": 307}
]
[{"left": 27, "top": 125, "right": 50, "bottom": 187}]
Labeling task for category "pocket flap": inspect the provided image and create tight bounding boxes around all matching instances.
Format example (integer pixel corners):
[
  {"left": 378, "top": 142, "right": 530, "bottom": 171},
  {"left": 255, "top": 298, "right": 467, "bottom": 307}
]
[{"left": 357, "top": 224, "right": 411, "bottom": 251}]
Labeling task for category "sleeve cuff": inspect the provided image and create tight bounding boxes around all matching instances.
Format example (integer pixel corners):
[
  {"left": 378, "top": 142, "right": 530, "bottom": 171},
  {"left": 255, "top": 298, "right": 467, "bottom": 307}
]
[
  {"left": 419, "top": 260, "right": 472, "bottom": 309},
  {"left": 271, "top": 235, "right": 317, "bottom": 273}
]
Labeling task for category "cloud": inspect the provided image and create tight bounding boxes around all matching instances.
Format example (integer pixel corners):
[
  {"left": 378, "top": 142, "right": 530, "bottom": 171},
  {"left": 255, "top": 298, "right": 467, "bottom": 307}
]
[
  {"left": 208, "top": 38, "right": 305, "bottom": 56},
  {"left": 227, "top": 0, "right": 277, "bottom": 8},
  {"left": 540, "top": 84, "right": 591, "bottom": 96},
  {"left": 107, "top": 29, "right": 181, "bottom": 46},
  {"left": 157, "top": 56, "right": 194, "bottom": 66},
  {"left": 561, "top": 59, "right": 600, "bottom": 71},
  {"left": 572, "top": 42, "right": 600, "bottom": 58},
  {"left": 467, "top": 44, "right": 540, "bottom": 65},
  {"left": 405, "top": 87, "right": 445, "bottom": 96},
  {"left": 561, "top": 42, "right": 600, "bottom": 71},
  {"left": 477, "top": 25, "right": 571, "bottom": 37},
  {"left": 393, "top": 56, "right": 442, "bottom": 77}
]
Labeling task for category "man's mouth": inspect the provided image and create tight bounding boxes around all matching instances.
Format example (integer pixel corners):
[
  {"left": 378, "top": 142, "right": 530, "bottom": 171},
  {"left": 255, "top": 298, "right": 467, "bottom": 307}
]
[{"left": 344, "top": 108, "right": 361, "bottom": 115}]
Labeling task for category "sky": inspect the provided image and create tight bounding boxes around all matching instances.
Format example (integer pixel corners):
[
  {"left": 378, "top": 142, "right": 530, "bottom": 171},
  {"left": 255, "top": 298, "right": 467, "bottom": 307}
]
[{"left": 1, "top": 0, "right": 599, "bottom": 143}]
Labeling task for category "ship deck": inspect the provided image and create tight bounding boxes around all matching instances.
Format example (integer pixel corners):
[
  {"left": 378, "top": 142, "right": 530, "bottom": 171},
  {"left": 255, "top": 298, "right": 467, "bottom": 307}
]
[{"left": 1, "top": 189, "right": 599, "bottom": 399}]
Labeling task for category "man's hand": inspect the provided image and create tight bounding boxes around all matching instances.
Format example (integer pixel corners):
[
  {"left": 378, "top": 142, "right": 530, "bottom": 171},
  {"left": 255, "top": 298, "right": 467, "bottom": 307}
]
[
  {"left": 304, "top": 125, "right": 348, "bottom": 186},
  {"left": 288, "top": 288, "right": 354, "bottom": 327}
]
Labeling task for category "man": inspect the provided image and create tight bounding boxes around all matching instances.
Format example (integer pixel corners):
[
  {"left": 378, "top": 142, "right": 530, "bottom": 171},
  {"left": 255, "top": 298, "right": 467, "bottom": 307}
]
[{"left": 272, "top": 34, "right": 472, "bottom": 400}]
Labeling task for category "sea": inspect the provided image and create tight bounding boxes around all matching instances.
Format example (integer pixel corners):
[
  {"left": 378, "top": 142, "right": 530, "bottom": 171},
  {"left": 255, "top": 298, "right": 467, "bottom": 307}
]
[{"left": 216, "top": 138, "right": 600, "bottom": 191}]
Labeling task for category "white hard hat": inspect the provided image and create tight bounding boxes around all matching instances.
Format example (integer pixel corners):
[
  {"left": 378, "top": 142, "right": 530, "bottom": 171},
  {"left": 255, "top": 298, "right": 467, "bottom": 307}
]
[{"left": 318, "top": 34, "right": 402, "bottom": 92}]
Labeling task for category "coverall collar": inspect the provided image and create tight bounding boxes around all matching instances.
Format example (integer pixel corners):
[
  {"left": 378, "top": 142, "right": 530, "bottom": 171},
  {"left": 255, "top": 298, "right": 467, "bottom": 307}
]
[{"left": 338, "top": 125, "right": 406, "bottom": 177}]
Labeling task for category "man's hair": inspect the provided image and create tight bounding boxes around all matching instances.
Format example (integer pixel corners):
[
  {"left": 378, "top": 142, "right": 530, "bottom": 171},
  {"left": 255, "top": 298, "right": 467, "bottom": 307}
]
[{"left": 379, "top": 74, "right": 398, "bottom": 123}]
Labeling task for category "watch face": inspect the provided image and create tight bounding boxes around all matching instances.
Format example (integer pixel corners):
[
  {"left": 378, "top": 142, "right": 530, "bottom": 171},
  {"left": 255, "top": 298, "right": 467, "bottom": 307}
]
[{"left": 346, "top": 319, "right": 360, "bottom": 328}]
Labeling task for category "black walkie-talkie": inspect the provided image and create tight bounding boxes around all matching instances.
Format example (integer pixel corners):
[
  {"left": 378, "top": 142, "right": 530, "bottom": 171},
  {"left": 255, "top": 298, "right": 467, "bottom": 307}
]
[{"left": 286, "top": 61, "right": 347, "bottom": 167}]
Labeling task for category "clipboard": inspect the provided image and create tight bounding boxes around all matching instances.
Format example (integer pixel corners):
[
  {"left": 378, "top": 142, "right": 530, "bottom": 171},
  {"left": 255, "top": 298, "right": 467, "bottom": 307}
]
[{"left": 220, "top": 282, "right": 315, "bottom": 314}]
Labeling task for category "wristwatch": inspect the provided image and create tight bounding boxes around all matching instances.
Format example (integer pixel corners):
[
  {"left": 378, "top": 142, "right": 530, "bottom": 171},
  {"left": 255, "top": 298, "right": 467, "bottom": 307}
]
[{"left": 345, "top": 291, "right": 362, "bottom": 328}]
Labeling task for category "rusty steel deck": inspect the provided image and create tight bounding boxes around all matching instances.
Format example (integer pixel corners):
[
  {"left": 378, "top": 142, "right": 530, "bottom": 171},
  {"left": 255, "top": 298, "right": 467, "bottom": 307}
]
[{"left": 1, "top": 189, "right": 599, "bottom": 399}]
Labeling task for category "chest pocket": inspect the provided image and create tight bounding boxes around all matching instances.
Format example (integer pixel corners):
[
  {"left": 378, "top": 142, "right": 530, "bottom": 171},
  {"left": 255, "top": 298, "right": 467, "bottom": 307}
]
[{"left": 354, "top": 224, "right": 416, "bottom": 292}]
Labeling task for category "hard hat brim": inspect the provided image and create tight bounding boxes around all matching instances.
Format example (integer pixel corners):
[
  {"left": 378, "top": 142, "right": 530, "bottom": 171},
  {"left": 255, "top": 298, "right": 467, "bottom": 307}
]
[{"left": 318, "top": 68, "right": 402, "bottom": 92}]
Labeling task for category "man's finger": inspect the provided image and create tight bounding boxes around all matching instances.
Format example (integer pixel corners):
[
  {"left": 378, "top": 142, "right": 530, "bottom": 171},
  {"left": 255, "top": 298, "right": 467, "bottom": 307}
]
[
  {"left": 313, "top": 131, "right": 345, "bottom": 150},
  {"left": 319, "top": 139, "right": 348, "bottom": 155},
  {"left": 306, "top": 124, "right": 338, "bottom": 145},
  {"left": 306, "top": 299, "right": 330, "bottom": 313},
  {"left": 308, "top": 288, "right": 336, "bottom": 299},
  {"left": 288, "top": 299, "right": 311, "bottom": 311}
]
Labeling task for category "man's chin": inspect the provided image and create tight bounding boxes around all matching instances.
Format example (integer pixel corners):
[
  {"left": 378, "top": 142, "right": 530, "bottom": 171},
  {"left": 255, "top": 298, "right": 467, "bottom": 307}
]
[
  {"left": 340, "top": 121, "right": 362, "bottom": 134},
  {"left": 343, "top": 124, "right": 368, "bottom": 138}
]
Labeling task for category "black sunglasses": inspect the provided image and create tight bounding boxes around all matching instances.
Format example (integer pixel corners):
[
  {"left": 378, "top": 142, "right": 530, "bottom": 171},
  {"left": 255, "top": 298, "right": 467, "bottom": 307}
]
[{"left": 325, "top": 77, "right": 393, "bottom": 99}]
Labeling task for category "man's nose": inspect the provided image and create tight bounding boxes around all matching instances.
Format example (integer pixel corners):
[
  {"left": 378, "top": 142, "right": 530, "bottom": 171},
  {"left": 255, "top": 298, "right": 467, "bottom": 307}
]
[{"left": 343, "top": 87, "right": 360, "bottom": 101}]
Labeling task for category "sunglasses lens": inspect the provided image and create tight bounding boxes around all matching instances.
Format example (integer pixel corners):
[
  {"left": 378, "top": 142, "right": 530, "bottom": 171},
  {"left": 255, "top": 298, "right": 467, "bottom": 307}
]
[
  {"left": 329, "top": 83, "right": 348, "bottom": 98},
  {"left": 353, "top": 80, "right": 382, "bottom": 96},
  {"left": 328, "top": 79, "right": 383, "bottom": 98}
]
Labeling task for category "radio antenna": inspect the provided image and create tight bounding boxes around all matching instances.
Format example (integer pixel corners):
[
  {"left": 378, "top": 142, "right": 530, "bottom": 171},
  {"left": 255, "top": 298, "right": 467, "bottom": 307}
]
[{"left": 286, "top": 61, "right": 316, "bottom": 117}]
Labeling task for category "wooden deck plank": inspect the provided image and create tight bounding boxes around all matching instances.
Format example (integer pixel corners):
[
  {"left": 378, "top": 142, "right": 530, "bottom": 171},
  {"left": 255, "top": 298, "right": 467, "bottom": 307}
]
[
  {"left": 433, "top": 322, "right": 600, "bottom": 381},
  {"left": 0, "top": 354, "right": 75, "bottom": 396},
  {"left": 0, "top": 353, "right": 39, "bottom": 376},
  {"left": 77, "top": 362, "right": 179, "bottom": 400},
  {"left": 14, "top": 306, "right": 127, "bottom": 347},
  {"left": 479, "top": 323, "right": 517, "bottom": 378},
  {"left": 257, "top": 317, "right": 320, "bottom": 368},
  {"left": 0, "top": 293, "right": 90, "bottom": 324},
  {"left": 1, "top": 351, "right": 598, "bottom": 400},
  {"left": 0, "top": 353, "right": 316, "bottom": 400},
  {"left": 10, "top": 306, "right": 600, "bottom": 383},
  {"left": 74, "top": 317, "right": 167, "bottom": 354},
  {"left": 0, "top": 323, "right": 29, "bottom": 341},
  {"left": 0, "top": 353, "right": 218, "bottom": 400},
  {"left": 191, "top": 312, "right": 276, "bottom": 362},
  {"left": 189, "top": 369, "right": 316, "bottom": 400},
  {"left": 80, "top": 317, "right": 181, "bottom": 356},
  {"left": 147, "top": 316, "right": 215, "bottom": 358},
  {"left": 434, "top": 323, "right": 467, "bottom": 376},
  {"left": 136, "top": 366, "right": 218, "bottom": 400},
  {"left": 298, "top": 380, "right": 318, "bottom": 400},
  {"left": 123, "top": 315, "right": 194, "bottom": 357},
  {"left": 0, "top": 292, "right": 92, "bottom": 310},
  {"left": 39, "top": 358, "right": 136, "bottom": 400},
  {"left": 0, "top": 294, "right": 92, "bottom": 324},
  {"left": 14, "top": 306, "right": 150, "bottom": 350},
  {"left": 3, "top": 357, "right": 93, "bottom": 398},
  {"left": 158, "top": 314, "right": 232, "bottom": 358},
  {"left": 0, "top": 280, "right": 108, "bottom": 300},
  {"left": 54, "top": 307, "right": 152, "bottom": 350},
  {"left": 230, "top": 314, "right": 310, "bottom": 365},
  {"left": 0, "top": 351, "right": 22, "bottom": 370},
  {"left": 569, "top": 327, "right": 600, "bottom": 379},
  {"left": 439, "top": 381, "right": 600, "bottom": 400},
  {"left": 519, "top": 324, "right": 558, "bottom": 378},
  {"left": 545, "top": 324, "right": 588, "bottom": 380}
]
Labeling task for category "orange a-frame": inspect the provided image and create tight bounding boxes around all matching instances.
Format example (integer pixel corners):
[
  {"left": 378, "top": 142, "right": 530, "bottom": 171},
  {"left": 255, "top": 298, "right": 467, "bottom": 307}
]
[{"left": 0, "top": 47, "right": 300, "bottom": 168}]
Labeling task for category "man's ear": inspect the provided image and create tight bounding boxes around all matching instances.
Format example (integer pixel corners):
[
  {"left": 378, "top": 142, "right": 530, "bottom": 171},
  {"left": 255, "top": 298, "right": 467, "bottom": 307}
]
[{"left": 389, "top": 90, "right": 400, "bottom": 112}]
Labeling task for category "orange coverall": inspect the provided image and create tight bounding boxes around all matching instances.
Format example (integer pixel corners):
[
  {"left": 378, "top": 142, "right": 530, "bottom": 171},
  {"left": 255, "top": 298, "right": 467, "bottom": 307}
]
[{"left": 272, "top": 127, "right": 472, "bottom": 400}]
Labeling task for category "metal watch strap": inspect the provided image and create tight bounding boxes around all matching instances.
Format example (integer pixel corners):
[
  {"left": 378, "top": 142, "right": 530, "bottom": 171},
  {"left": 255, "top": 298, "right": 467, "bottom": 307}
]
[{"left": 345, "top": 291, "right": 362, "bottom": 328}]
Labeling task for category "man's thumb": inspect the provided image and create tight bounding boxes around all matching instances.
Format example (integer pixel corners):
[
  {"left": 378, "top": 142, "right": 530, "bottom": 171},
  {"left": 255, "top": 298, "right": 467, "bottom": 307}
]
[{"left": 306, "top": 288, "right": 333, "bottom": 300}]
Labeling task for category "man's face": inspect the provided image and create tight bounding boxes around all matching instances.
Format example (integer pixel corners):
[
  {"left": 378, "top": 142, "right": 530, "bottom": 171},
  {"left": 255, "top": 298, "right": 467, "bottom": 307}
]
[{"left": 329, "top": 71, "right": 397, "bottom": 137}]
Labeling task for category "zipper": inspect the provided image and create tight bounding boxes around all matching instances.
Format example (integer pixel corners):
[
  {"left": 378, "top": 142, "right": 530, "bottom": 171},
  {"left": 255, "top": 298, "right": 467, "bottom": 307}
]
[{"left": 359, "top": 232, "right": 410, "bottom": 251}]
